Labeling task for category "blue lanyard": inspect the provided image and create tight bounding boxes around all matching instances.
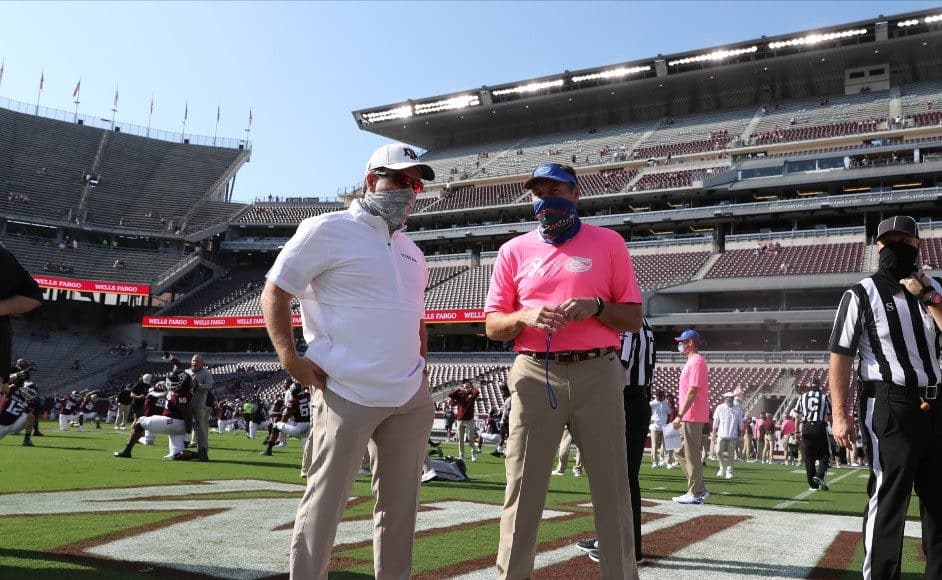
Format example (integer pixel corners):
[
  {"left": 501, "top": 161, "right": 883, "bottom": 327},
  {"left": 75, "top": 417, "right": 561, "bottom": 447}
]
[{"left": 544, "top": 333, "right": 558, "bottom": 410}]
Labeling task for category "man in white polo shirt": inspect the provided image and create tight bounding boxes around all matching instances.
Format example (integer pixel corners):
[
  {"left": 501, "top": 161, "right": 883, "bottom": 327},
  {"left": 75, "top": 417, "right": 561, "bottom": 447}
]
[{"left": 262, "top": 142, "right": 435, "bottom": 580}]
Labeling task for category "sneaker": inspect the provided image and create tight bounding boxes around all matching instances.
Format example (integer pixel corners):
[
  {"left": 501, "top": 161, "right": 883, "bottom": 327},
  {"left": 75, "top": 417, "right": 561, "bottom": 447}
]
[
  {"left": 665, "top": 463, "right": 676, "bottom": 470},
  {"left": 716, "top": 469, "right": 725, "bottom": 478},
  {"left": 259, "top": 450, "right": 272, "bottom": 456},
  {"left": 575, "top": 539, "right": 598, "bottom": 553},
  {"left": 725, "top": 470, "right": 733, "bottom": 480},
  {"left": 551, "top": 469, "right": 565, "bottom": 476},
  {"left": 163, "top": 453, "right": 176, "bottom": 460},
  {"left": 22, "top": 439, "right": 34, "bottom": 447},
  {"left": 812, "top": 476, "right": 829, "bottom": 491},
  {"left": 700, "top": 488, "right": 711, "bottom": 500},
  {"left": 300, "top": 472, "right": 307, "bottom": 479},
  {"left": 274, "top": 442, "right": 286, "bottom": 448},
  {"left": 651, "top": 463, "right": 660, "bottom": 468},
  {"left": 672, "top": 493, "right": 703, "bottom": 505},
  {"left": 471, "top": 453, "right": 479, "bottom": 462},
  {"left": 587, "top": 549, "right": 600, "bottom": 563},
  {"left": 114, "top": 449, "right": 132, "bottom": 458},
  {"left": 572, "top": 468, "right": 583, "bottom": 477}
]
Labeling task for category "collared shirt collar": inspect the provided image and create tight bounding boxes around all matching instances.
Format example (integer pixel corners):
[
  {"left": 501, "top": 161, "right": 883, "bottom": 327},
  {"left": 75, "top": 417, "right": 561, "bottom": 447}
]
[{"left": 349, "top": 199, "right": 394, "bottom": 235}]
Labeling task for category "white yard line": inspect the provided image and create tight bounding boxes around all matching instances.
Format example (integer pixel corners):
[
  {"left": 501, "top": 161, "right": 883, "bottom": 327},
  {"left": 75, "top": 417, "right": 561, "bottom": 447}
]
[{"left": 774, "top": 468, "right": 859, "bottom": 509}]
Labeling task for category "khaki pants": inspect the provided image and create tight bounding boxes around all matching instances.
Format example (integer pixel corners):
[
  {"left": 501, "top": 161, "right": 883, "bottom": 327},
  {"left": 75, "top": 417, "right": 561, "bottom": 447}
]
[
  {"left": 115, "top": 404, "right": 130, "bottom": 428},
  {"left": 717, "top": 437, "right": 737, "bottom": 473},
  {"left": 190, "top": 388, "right": 210, "bottom": 454},
  {"left": 555, "top": 428, "right": 583, "bottom": 473},
  {"left": 741, "top": 433, "right": 753, "bottom": 460},
  {"left": 650, "top": 427, "right": 664, "bottom": 466},
  {"left": 457, "top": 419, "right": 477, "bottom": 459},
  {"left": 497, "top": 353, "right": 637, "bottom": 580},
  {"left": 762, "top": 434, "right": 775, "bottom": 462},
  {"left": 674, "top": 421, "right": 706, "bottom": 497},
  {"left": 290, "top": 384, "right": 434, "bottom": 580}
]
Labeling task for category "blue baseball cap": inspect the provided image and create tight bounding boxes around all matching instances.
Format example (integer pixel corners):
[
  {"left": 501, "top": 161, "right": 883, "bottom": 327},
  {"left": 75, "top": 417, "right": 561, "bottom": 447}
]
[
  {"left": 675, "top": 329, "right": 702, "bottom": 342},
  {"left": 523, "top": 163, "right": 578, "bottom": 190}
]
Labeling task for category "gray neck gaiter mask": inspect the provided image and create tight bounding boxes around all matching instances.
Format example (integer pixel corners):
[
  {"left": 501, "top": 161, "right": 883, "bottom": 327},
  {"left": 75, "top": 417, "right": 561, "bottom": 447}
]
[{"left": 360, "top": 188, "right": 416, "bottom": 232}]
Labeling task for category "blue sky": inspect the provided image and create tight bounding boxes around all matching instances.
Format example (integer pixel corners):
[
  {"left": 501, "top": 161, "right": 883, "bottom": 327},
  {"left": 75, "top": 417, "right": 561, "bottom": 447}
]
[{"left": 0, "top": 1, "right": 937, "bottom": 203}]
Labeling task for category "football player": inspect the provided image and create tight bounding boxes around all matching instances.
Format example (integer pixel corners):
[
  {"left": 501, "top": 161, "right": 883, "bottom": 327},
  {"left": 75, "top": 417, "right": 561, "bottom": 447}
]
[
  {"left": 139, "top": 378, "right": 169, "bottom": 445},
  {"left": 79, "top": 392, "right": 102, "bottom": 429},
  {"left": 0, "top": 375, "right": 38, "bottom": 445},
  {"left": 58, "top": 391, "right": 83, "bottom": 432},
  {"left": 114, "top": 371, "right": 193, "bottom": 459},
  {"left": 260, "top": 381, "right": 311, "bottom": 456}
]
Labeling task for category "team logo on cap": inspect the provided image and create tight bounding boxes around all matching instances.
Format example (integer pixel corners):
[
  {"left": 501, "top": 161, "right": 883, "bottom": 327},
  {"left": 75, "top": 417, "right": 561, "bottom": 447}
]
[
  {"left": 534, "top": 165, "right": 552, "bottom": 176},
  {"left": 402, "top": 147, "right": 418, "bottom": 160}
]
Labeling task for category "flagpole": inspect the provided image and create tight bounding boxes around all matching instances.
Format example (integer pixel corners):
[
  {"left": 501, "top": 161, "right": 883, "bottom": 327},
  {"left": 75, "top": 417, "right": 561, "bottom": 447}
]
[
  {"left": 147, "top": 96, "right": 154, "bottom": 137},
  {"left": 73, "top": 79, "right": 81, "bottom": 123},
  {"left": 244, "top": 108, "right": 252, "bottom": 149},
  {"left": 182, "top": 101, "right": 188, "bottom": 143},
  {"left": 35, "top": 71, "right": 43, "bottom": 115},
  {"left": 111, "top": 87, "right": 118, "bottom": 130},
  {"left": 213, "top": 105, "right": 219, "bottom": 146}
]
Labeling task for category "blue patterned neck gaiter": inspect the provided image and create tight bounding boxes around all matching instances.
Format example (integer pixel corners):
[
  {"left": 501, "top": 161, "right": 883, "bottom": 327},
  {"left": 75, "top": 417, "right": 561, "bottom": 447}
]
[{"left": 533, "top": 196, "right": 581, "bottom": 245}]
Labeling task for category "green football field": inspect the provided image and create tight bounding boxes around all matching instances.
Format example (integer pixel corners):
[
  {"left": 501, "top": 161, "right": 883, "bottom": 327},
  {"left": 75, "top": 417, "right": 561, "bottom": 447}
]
[{"left": 0, "top": 420, "right": 928, "bottom": 579}]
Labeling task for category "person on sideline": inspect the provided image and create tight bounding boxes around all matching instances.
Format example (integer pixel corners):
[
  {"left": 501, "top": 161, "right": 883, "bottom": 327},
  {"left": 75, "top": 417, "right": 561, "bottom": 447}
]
[
  {"left": 262, "top": 142, "right": 435, "bottom": 580},
  {"left": 485, "top": 162, "right": 643, "bottom": 579}
]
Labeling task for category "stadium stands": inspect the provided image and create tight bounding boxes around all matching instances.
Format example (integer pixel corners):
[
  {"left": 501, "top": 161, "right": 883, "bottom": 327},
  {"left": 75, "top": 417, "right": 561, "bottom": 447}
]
[
  {"left": 751, "top": 92, "right": 889, "bottom": 145},
  {"left": 706, "top": 242, "right": 864, "bottom": 278},
  {"left": 0, "top": 234, "right": 187, "bottom": 284},
  {"left": 631, "top": 251, "right": 712, "bottom": 291},
  {"left": 237, "top": 201, "right": 346, "bottom": 223},
  {"left": 0, "top": 108, "right": 99, "bottom": 222},
  {"left": 84, "top": 131, "right": 244, "bottom": 232},
  {"left": 424, "top": 264, "right": 493, "bottom": 309},
  {"left": 630, "top": 166, "right": 726, "bottom": 192}
]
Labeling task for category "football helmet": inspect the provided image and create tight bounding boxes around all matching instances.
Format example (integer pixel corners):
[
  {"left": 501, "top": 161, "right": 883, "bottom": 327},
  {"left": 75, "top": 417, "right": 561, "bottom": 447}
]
[
  {"left": 70, "top": 390, "right": 81, "bottom": 401},
  {"left": 164, "top": 371, "right": 189, "bottom": 391},
  {"left": 290, "top": 381, "right": 306, "bottom": 397}
]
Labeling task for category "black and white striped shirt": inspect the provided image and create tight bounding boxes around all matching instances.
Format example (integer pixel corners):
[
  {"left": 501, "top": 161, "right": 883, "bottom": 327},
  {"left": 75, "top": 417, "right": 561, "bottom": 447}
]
[
  {"left": 794, "top": 389, "right": 832, "bottom": 423},
  {"left": 829, "top": 273, "right": 942, "bottom": 387},
  {"left": 621, "top": 317, "right": 656, "bottom": 388}
]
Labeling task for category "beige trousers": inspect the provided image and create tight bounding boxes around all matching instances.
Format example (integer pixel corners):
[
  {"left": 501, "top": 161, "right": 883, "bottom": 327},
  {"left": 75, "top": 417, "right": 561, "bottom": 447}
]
[
  {"left": 674, "top": 421, "right": 706, "bottom": 497},
  {"left": 717, "top": 437, "right": 737, "bottom": 473},
  {"left": 555, "top": 427, "right": 583, "bottom": 473},
  {"left": 497, "top": 353, "right": 638, "bottom": 580},
  {"left": 457, "top": 419, "right": 478, "bottom": 459},
  {"left": 289, "top": 384, "right": 434, "bottom": 580},
  {"left": 650, "top": 427, "right": 665, "bottom": 465}
]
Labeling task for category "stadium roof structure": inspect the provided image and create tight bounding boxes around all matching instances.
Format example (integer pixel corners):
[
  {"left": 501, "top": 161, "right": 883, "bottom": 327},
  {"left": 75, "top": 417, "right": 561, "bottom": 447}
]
[{"left": 353, "top": 8, "right": 942, "bottom": 150}]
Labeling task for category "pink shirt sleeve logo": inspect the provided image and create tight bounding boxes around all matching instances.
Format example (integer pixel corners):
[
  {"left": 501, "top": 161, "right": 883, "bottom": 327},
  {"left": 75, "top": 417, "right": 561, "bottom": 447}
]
[{"left": 564, "top": 256, "right": 593, "bottom": 273}]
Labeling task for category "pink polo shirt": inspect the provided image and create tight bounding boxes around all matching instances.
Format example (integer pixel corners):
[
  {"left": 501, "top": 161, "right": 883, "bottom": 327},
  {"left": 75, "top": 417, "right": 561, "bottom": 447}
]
[
  {"left": 780, "top": 417, "right": 796, "bottom": 437},
  {"left": 484, "top": 225, "right": 641, "bottom": 352},
  {"left": 678, "top": 353, "right": 710, "bottom": 423}
]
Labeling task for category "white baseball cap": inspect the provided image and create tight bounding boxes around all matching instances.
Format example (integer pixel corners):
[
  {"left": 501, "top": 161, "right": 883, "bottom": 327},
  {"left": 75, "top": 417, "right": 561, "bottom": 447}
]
[{"left": 366, "top": 142, "right": 435, "bottom": 181}]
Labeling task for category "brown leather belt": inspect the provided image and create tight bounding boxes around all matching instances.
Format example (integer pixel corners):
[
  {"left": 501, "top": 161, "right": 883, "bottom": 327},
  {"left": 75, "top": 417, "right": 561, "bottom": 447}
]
[{"left": 522, "top": 347, "right": 616, "bottom": 364}]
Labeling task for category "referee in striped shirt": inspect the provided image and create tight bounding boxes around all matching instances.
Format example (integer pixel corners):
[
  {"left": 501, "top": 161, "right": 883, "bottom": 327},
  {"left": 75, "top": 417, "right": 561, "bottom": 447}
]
[
  {"left": 792, "top": 380, "right": 832, "bottom": 491},
  {"left": 828, "top": 216, "right": 942, "bottom": 580},
  {"left": 579, "top": 316, "right": 655, "bottom": 566}
]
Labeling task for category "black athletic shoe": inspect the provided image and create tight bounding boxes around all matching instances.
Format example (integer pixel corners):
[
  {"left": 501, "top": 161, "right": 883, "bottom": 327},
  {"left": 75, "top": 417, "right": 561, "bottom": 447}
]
[
  {"left": 812, "top": 476, "right": 829, "bottom": 491},
  {"left": 576, "top": 539, "right": 598, "bottom": 553},
  {"left": 259, "top": 450, "right": 272, "bottom": 456},
  {"left": 114, "top": 449, "right": 132, "bottom": 458},
  {"left": 32, "top": 431, "right": 44, "bottom": 437},
  {"left": 22, "top": 439, "right": 34, "bottom": 447},
  {"left": 587, "top": 549, "right": 600, "bottom": 563}
]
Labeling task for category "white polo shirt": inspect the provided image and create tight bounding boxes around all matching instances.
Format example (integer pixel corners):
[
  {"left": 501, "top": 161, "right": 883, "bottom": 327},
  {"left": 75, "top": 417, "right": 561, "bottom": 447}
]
[
  {"left": 266, "top": 200, "right": 428, "bottom": 407},
  {"left": 712, "top": 403, "right": 742, "bottom": 439}
]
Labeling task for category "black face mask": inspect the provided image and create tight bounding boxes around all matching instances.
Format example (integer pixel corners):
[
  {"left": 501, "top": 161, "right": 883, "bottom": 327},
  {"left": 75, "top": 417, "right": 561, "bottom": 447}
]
[{"left": 878, "top": 242, "right": 919, "bottom": 281}]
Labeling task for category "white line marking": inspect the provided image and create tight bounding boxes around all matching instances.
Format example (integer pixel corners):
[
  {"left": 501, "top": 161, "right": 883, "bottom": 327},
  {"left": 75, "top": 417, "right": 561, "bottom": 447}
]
[{"left": 774, "top": 469, "right": 858, "bottom": 509}]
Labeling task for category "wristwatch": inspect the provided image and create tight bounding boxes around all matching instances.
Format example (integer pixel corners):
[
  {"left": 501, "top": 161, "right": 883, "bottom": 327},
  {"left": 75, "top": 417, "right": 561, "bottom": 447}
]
[
  {"left": 923, "top": 290, "right": 942, "bottom": 307},
  {"left": 593, "top": 296, "right": 605, "bottom": 317}
]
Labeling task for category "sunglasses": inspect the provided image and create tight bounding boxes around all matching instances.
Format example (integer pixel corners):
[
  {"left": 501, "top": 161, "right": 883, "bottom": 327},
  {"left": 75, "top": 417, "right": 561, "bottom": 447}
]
[{"left": 373, "top": 170, "right": 424, "bottom": 193}]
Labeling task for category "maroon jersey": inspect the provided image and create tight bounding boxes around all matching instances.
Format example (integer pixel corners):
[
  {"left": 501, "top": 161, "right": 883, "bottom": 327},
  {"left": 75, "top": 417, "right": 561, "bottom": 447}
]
[
  {"left": 269, "top": 398, "right": 285, "bottom": 420},
  {"left": 283, "top": 389, "right": 311, "bottom": 423},
  {"left": 143, "top": 387, "right": 167, "bottom": 417},
  {"left": 0, "top": 385, "right": 29, "bottom": 426},
  {"left": 62, "top": 398, "right": 80, "bottom": 416},
  {"left": 162, "top": 384, "right": 192, "bottom": 421}
]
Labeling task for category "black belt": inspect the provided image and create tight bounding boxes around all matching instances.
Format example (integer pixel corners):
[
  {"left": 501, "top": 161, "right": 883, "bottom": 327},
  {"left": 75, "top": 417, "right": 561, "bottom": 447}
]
[
  {"left": 522, "top": 347, "right": 616, "bottom": 364},
  {"left": 862, "top": 380, "right": 938, "bottom": 401}
]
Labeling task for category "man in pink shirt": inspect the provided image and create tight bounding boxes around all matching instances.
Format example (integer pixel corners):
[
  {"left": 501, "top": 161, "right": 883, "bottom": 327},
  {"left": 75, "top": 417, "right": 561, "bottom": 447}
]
[
  {"left": 780, "top": 415, "right": 797, "bottom": 466},
  {"left": 671, "top": 329, "right": 710, "bottom": 504},
  {"left": 485, "top": 162, "right": 643, "bottom": 579}
]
